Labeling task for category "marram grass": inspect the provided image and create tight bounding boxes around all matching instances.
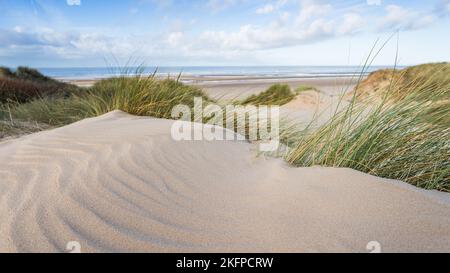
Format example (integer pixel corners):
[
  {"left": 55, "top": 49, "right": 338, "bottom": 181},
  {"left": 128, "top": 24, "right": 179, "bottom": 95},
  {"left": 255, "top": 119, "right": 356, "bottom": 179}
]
[
  {"left": 82, "top": 76, "right": 212, "bottom": 118},
  {"left": 285, "top": 71, "right": 450, "bottom": 192},
  {"left": 5, "top": 76, "right": 212, "bottom": 126},
  {"left": 242, "top": 84, "right": 295, "bottom": 106}
]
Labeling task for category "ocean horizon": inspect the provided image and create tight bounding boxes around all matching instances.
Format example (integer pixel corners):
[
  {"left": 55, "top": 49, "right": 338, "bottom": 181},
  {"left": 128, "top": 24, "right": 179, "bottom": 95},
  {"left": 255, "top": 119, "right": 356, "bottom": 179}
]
[{"left": 36, "top": 65, "right": 401, "bottom": 80}]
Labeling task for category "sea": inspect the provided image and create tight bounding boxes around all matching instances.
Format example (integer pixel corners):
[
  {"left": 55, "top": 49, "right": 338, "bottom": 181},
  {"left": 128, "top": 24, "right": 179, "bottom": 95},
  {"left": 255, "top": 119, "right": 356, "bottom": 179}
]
[{"left": 37, "top": 66, "right": 398, "bottom": 80}]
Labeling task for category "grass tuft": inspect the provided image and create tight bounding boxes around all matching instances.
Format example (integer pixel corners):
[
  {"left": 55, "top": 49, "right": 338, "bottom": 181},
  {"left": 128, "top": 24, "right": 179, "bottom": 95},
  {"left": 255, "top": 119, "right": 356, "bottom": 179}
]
[
  {"left": 286, "top": 69, "right": 450, "bottom": 192},
  {"left": 83, "top": 76, "right": 211, "bottom": 118},
  {"left": 242, "top": 84, "right": 295, "bottom": 106},
  {"left": 295, "top": 85, "right": 318, "bottom": 94}
]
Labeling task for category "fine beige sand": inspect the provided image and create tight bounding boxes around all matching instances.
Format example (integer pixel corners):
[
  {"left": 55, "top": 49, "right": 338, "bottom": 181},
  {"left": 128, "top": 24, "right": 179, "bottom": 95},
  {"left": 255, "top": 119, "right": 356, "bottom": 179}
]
[
  {"left": 195, "top": 76, "right": 357, "bottom": 101},
  {"left": 0, "top": 111, "right": 449, "bottom": 253}
]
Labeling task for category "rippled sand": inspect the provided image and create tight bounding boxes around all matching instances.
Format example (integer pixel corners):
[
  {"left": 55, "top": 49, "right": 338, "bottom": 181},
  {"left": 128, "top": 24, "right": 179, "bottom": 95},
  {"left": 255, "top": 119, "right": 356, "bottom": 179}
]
[{"left": 0, "top": 111, "right": 449, "bottom": 253}]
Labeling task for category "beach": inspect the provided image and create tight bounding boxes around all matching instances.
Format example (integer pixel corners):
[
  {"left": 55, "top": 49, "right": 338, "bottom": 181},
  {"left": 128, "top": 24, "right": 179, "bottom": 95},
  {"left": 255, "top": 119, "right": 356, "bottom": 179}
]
[
  {"left": 1, "top": 111, "right": 449, "bottom": 253},
  {"left": 1, "top": 65, "right": 449, "bottom": 253},
  {"left": 66, "top": 75, "right": 358, "bottom": 128},
  {"left": 2, "top": 0, "right": 449, "bottom": 256},
  {"left": 68, "top": 75, "right": 359, "bottom": 100}
]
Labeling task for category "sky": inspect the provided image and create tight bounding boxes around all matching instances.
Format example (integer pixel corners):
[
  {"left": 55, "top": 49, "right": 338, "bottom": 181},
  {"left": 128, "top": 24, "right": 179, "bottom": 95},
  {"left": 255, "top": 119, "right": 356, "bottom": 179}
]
[{"left": 0, "top": 0, "right": 449, "bottom": 67}]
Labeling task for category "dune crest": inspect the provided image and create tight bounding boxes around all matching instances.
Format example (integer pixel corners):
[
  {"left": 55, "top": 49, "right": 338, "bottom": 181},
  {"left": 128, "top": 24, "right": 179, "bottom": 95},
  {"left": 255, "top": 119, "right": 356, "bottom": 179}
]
[{"left": 0, "top": 111, "right": 449, "bottom": 253}]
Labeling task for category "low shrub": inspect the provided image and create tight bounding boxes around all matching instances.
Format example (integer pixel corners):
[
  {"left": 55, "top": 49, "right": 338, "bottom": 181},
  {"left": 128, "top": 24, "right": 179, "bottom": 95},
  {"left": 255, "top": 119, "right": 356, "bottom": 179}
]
[{"left": 0, "top": 66, "right": 80, "bottom": 103}]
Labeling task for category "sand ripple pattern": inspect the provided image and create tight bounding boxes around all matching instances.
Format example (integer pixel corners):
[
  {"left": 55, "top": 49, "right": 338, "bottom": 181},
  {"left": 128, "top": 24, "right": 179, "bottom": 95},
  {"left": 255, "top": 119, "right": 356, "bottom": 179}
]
[{"left": 0, "top": 111, "right": 449, "bottom": 253}]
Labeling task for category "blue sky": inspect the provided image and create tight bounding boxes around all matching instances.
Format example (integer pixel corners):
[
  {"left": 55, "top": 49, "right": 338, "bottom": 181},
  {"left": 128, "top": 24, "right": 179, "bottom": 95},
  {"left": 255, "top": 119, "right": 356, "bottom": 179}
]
[{"left": 0, "top": 0, "right": 449, "bottom": 67}]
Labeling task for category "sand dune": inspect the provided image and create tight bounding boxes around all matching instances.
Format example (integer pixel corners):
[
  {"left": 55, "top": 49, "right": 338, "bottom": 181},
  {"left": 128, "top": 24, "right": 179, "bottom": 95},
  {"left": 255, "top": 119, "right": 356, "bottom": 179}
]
[
  {"left": 198, "top": 76, "right": 357, "bottom": 101},
  {"left": 0, "top": 111, "right": 449, "bottom": 253},
  {"left": 281, "top": 90, "right": 350, "bottom": 127}
]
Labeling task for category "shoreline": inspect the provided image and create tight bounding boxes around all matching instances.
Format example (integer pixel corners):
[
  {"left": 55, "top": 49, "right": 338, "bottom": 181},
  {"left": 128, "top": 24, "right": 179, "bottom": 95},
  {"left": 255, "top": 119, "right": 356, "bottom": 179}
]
[{"left": 65, "top": 74, "right": 362, "bottom": 85}]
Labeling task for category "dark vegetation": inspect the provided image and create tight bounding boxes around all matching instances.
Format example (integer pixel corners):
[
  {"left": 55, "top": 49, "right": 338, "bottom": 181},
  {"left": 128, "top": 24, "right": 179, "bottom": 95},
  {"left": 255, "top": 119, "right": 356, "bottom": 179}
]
[{"left": 0, "top": 66, "right": 80, "bottom": 103}]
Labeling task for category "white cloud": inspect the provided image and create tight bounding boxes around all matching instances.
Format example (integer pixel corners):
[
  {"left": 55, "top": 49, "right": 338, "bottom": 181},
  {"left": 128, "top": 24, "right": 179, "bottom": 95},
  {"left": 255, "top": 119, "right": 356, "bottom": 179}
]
[
  {"left": 296, "top": 1, "right": 332, "bottom": 26},
  {"left": 434, "top": 0, "right": 450, "bottom": 17},
  {"left": 378, "top": 5, "right": 435, "bottom": 31},
  {"left": 273, "top": 12, "right": 291, "bottom": 27},
  {"left": 339, "top": 13, "right": 365, "bottom": 35},
  {"left": 193, "top": 1, "right": 367, "bottom": 53},
  {"left": 256, "top": 4, "right": 275, "bottom": 14},
  {"left": 66, "top": 0, "right": 81, "bottom": 6},
  {"left": 0, "top": 27, "right": 135, "bottom": 59},
  {"left": 0, "top": 1, "right": 392, "bottom": 57},
  {"left": 2, "top": 0, "right": 445, "bottom": 65},
  {"left": 166, "top": 32, "right": 184, "bottom": 47},
  {"left": 197, "top": 16, "right": 356, "bottom": 51}
]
